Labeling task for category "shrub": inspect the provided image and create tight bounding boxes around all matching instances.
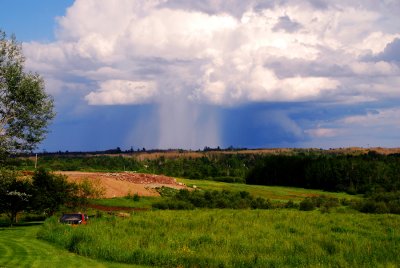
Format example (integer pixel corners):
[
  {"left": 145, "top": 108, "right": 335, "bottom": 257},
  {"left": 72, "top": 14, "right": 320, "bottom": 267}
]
[
  {"left": 285, "top": 200, "right": 298, "bottom": 209},
  {"left": 251, "top": 197, "right": 271, "bottom": 209},
  {"left": 153, "top": 189, "right": 272, "bottom": 210},
  {"left": 155, "top": 186, "right": 179, "bottom": 197},
  {"left": 153, "top": 200, "right": 194, "bottom": 210},
  {"left": 321, "top": 197, "right": 340, "bottom": 211},
  {"left": 340, "top": 198, "right": 351, "bottom": 206},
  {"left": 133, "top": 193, "right": 140, "bottom": 202},
  {"left": 358, "top": 200, "right": 389, "bottom": 214},
  {"left": 387, "top": 200, "right": 400, "bottom": 214},
  {"left": 299, "top": 198, "right": 315, "bottom": 211},
  {"left": 353, "top": 191, "right": 400, "bottom": 214}
]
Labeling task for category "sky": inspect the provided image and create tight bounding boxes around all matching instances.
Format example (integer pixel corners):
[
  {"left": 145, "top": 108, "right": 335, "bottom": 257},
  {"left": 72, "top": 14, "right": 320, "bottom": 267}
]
[{"left": 1, "top": 0, "right": 400, "bottom": 151}]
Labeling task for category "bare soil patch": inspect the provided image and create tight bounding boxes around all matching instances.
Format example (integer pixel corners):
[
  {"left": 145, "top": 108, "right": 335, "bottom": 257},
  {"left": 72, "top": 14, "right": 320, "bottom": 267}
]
[{"left": 56, "top": 171, "right": 187, "bottom": 198}]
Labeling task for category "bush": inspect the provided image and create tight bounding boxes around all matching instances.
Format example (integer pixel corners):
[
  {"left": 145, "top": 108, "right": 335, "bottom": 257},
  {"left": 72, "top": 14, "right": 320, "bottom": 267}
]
[
  {"left": 387, "top": 200, "right": 400, "bottom": 214},
  {"left": 298, "top": 196, "right": 340, "bottom": 212},
  {"left": 153, "top": 189, "right": 272, "bottom": 210},
  {"left": 299, "top": 198, "right": 315, "bottom": 211},
  {"left": 126, "top": 192, "right": 141, "bottom": 202},
  {"left": 359, "top": 200, "right": 389, "bottom": 214},
  {"left": 285, "top": 200, "right": 298, "bottom": 209},
  {"left": 155, "top": 186, "right": 179, "bottom": 197},
  {"left": 340, "top": 198, "right": 352, "bottom": 206},
  {"left": 353, "top": 191, "right": 400, "bottom": 214},
  {"left": 251, "top": 197, "right": 271, "bottom": 209},
  {"left": 153, "top": 200, "right": 194, "bottom": 210},
  {"left": 320, "top": 197, "right": 340, "bottom": 211},
  {"left": 133, "top": 193, "right": 140, "bottom": 202}
]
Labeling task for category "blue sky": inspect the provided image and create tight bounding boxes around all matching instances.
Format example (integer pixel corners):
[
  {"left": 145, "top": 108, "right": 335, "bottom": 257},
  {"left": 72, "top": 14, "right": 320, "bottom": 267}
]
[
  {"left": 0, "top": 0, "right": 73, "bottom": 42},
  {"left": 1, "top": 0, "right": 400, "bottom": 151}
]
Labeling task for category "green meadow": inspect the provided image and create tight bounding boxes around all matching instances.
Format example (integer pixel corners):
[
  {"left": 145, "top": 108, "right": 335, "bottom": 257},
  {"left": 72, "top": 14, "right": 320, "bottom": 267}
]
[
  {"left": 177, "top": 178, "right": 359, "bottom": 201},
  {"left": 0, "top": 171, "right": 394, "bottom": 267},
  {"left": 38, "top": 209, "right": 400, "bottom": 267},
  {"left": 87, "top": 179, "right": 359, "bottom": 211},
  {"left": 89, "top": 196, "right": 158, "bottom": 209}
]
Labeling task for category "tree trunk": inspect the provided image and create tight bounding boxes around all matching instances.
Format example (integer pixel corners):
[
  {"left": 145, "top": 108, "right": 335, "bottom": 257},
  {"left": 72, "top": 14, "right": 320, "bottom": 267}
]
[{"left": 8, "top": 211, "right": 18, "bottom": 226}]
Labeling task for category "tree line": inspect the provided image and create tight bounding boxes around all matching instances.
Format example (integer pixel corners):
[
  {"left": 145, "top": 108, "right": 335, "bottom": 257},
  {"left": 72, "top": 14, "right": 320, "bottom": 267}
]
[
  {"left": 12, "top": 151, "right": 400, "bottom": 196},
  {"left": 246, "top": 152, "right": 400, "bottom": 195},
  {"left": 12, "top": 154, "right": 255, "bottom": 182}
]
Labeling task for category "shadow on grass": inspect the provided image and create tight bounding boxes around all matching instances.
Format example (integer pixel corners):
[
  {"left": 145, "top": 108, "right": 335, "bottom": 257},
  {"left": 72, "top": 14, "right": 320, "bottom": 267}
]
[{"left": 0, "top": 221, "right": 44, "bottom": 228}]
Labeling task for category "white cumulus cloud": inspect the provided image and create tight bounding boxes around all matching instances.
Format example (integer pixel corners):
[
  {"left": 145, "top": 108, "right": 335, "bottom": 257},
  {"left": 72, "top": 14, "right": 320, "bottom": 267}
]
[
  {"left": 20, "top": 0, "right": 400, "bottom": 149},
  {"left": 23, "top": 0, "right": 400, "bottom": 106},
  {"left": 85, "top": 80, "right": 157, "bottom": 105}
]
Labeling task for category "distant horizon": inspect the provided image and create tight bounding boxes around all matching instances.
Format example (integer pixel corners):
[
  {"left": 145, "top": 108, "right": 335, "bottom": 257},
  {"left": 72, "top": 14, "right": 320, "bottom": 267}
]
[
  {"left": 1, "top": 0, "right": 399, "bottom": 152},
  {"left": 30, "top": 146, "right": 400, "bottom": 155}
]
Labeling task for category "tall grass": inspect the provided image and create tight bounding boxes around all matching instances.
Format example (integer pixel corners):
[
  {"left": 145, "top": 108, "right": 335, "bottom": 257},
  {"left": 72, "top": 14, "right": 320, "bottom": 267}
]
[
  {"left": 89, "top": 196, "right": 158, "bottom": 209},
  {"left": 38, "top": 210, "right": 400, "bottom": 267}
]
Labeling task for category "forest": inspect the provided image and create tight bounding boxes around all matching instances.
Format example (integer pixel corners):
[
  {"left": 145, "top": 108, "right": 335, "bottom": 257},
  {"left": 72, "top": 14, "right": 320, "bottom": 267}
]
[
  {"left": 246, "top": 151, "right": 400, "bottom": 194},
  {"left": 10, "top": 150, "right": 400, "bottom": 215},
  {"left": 12, "top": 150, "right": 400, "bottom": 195}
]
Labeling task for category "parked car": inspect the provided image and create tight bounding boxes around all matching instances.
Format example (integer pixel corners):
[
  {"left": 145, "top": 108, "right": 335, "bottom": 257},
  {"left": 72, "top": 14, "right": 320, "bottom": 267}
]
[{"left": 59, "top": 213, "right": 88, "bottom": 225}]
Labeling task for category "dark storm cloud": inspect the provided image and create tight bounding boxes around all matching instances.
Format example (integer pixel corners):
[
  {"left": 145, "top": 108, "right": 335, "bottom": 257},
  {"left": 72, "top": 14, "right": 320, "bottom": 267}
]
[
  {"left": 264, "top": 58, "right": 350, "bottom": 79},
  {"left": 375, "top": 38, "right": 400, "bottom": 62},
  {"left": 273, "top": 15, "right": 302, "bottom": 33}
]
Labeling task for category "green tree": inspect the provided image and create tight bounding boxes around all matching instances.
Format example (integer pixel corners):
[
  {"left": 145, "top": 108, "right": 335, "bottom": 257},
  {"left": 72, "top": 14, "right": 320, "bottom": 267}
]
[
  {"left": 0, "top": 30, "right": 55, "bottom": 158},
  {"left": 74, "top": 177, "right": 105, "bottom": 208},
  {"left": 0, "top": 169, "right": 32, "bottom": 224},
  {"left": 31, "top": 169, "right": 73, "bottom": 215},
  {"left": 31, "top": 169, "right": 104, "bottom": 214}
]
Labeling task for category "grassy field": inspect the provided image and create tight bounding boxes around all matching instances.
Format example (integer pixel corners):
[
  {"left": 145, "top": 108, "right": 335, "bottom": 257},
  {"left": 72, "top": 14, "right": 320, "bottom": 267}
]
[
  {"left": 89, "top": 196, "right": 158, "bottom": 209},
  {"left": 178, "top": 178, "right": 359, "bottom": 201},
  {"left": 38, "top": 209, "right": 400, "bottom": 267},
  {"left": 86, "top": 180, "right": 360, "bottom": 210},
  {"left": 0, "top": 223, "right": 147, "bottom": 268}
]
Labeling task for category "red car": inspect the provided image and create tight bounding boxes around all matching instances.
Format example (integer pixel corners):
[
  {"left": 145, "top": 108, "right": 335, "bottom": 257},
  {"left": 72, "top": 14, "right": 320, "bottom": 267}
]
[{"left": 59, "top": 213, "right": 88, "bottom": 225}]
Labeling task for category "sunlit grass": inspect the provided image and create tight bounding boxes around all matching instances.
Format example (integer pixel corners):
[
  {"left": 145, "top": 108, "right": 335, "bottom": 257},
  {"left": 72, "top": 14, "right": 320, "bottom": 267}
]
[
  {"left": 39, "top": 210, "right": 400, "bottom": 267},
  {"left": 87, "top": 179, "right": 361, "bottom": 211},
  {"left": 177, "top": 178, "right": 360, "bottom": 201}
]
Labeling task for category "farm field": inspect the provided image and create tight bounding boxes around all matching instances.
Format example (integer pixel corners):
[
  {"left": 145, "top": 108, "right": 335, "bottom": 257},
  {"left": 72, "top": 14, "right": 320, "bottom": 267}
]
[
  {"left": 39, "top": 209, "right": 400, "bottom": 267},
  {"left": 0, "top": 223, "right": 146, "bottom": 268}
]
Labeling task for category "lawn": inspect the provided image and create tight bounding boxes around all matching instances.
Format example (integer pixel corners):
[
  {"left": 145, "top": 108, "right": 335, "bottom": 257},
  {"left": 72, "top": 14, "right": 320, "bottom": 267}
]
[{"left": 0, "top": 223, "right": 146, "bottom": 268}]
